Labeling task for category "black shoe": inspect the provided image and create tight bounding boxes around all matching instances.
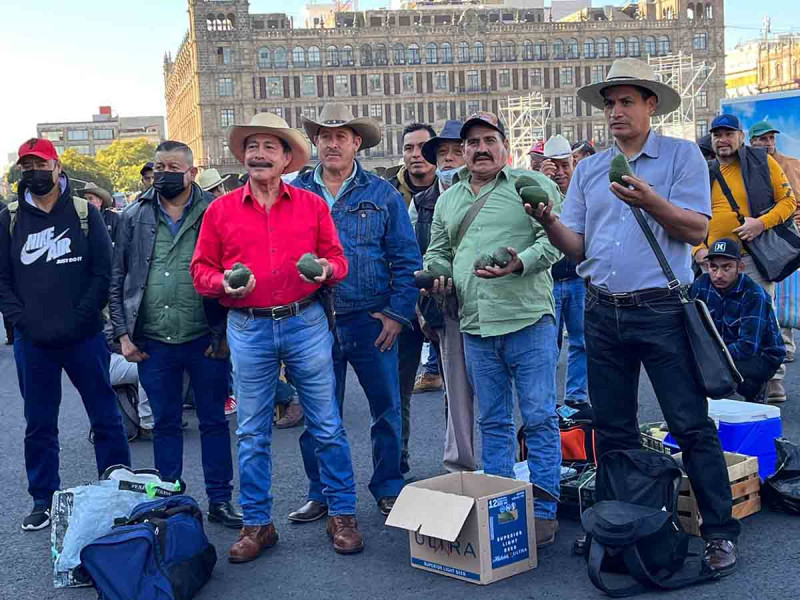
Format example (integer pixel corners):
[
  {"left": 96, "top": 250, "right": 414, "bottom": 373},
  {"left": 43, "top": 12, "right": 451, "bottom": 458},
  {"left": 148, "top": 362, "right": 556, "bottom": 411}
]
[
  {"left": 378, "top": 496, "right": 397, "bottom": 516},
  {"left": 288, "top": 500, "right": 328, "bottom": 523},
  {"left": 208, "top": 501, "right": 243, "bottom": 529},
  {"left": 22, "top": 507, "right": 51, "bottom": 531},
  {"left": 703, "top": 539, "right": 738, "bottom": 576}
]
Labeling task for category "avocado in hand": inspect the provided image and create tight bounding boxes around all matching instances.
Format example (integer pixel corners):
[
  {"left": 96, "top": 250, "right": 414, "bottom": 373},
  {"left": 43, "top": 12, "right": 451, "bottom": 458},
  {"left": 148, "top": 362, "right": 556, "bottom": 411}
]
[
  {"left": 297, "top": 253, "right": 324, "bottom": 280},
  {"left": 609, "top": 154, "right": 634, "bottom": 187},
  {"left": 492, "top": 247, "right": 513, "bottom": 268},
  {"left": 225, "top": 262, "right": 252, "bottom": 289},
  {"left": 414, "top": 270, "right": 436, "bottom": 290}
]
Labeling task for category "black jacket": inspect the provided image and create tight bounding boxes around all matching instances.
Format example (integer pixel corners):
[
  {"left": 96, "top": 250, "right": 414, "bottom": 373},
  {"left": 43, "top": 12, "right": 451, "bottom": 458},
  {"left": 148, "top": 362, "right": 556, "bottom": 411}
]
[
  {"left": 102, "top": 208, "right": 120, "bottom": 245},
  {"left": 0, "top": 173, "right": 112, "bottom": 346},
  {"left": 413, "top": 183, "right": 439, "bottom": 257},
  {"left": 109, "top": 183, "right": 226, "bottom": 346},
  {"left": 709, "top": 145, "right": 774, "bottom": 217}
]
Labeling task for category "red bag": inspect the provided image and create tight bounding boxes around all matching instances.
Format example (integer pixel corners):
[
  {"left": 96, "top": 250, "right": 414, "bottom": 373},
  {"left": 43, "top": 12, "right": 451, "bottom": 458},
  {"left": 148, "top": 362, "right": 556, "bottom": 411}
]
[{"left": 517, "top": 406, "right": 596, "bottom": 465}]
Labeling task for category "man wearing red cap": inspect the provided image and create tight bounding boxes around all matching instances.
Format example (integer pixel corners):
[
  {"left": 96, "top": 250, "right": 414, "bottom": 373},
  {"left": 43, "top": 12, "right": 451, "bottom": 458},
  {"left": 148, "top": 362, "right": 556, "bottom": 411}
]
[{"left": 0, "top": 139, "right": 130, "bottom": 531}]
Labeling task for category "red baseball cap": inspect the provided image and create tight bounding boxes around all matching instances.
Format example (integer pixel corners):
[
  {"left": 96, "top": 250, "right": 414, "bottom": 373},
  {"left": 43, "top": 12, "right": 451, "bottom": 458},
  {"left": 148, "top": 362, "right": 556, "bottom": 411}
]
[
  {"left": 17, "top": 138, "right": 59, "bottom": 164},
  {"left": 528, "top": 141, "right": 545, "bottom": 155}
]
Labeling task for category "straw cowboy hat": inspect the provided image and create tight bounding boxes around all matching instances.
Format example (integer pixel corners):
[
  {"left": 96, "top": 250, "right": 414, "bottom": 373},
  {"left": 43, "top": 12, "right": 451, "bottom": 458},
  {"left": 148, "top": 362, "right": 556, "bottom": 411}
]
[
  {"left": 577, "top": 58, "right": 681, "bottom": 117},
  {"left": 81, "top": 182, "right": 112, "bottom": 208},
  {"left": 302, "top": 102, "right": 382, "bottom": 151},
  {"left": 227, "top": 112, "right": 311, "bottom": 173},
  {"left": 197, "top": 168, "right": 225, "bottom": 192},
  {"left": 543, "top": 134, "right": 573, "bottom": 160}
]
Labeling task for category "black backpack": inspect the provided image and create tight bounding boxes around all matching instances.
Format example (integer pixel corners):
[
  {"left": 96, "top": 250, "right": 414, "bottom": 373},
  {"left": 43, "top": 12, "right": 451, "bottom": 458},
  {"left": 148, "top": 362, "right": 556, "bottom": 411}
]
[{"left": 581, "top": 450, "right": 717, "bottom": 597}]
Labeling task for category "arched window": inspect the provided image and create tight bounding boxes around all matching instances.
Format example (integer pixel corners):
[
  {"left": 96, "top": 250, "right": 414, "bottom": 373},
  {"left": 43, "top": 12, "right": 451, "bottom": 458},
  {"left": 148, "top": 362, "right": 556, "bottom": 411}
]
[
  {"left": 473, "top": 41, "right": 485, "bottom": 62},
  {"left": 614, "top": 37, "right": 626, "bottom": 56},
  {"left": 257, "top": 47, "right": 271, "bottom": 68},
  {"left": 687, "top": 5, "right": 694, "bottom": 19},
  {"left": 325, "top": 45, "right": 339, "bottom": 67},
  {"left": 503, "top": 41, "right": 516, "bottom": 61},
  {"left": 584, "top": 38, "right": 595, "bottom": 59},
  {"left": 407, "top": 43, "right": 421, "bottom": 65},
  {"left": 441, "top": 42, "right": 452, "bottom": 64},
  {"left": 644, "top": 35, "right": 657, "bottom": 56},
  {"left": 490, "top": 41, "right": 501, "bottom": 62},
  {"left": 705, "top": 3, "right": 713, "bottom": 19},
  {"left": 426, "top": 43, "right": 438, "bottom": 64},
  {"left": 393, "top": 43, "right": 406, "bottom": 65},
  {"left": 522, "top": 39, "right": 534, "bottom": 60},
  {"left": 360, "top": 44, "right": 373, "bottom": 66},
  {"left": 597, "top": 37, "right": 610, "bottom": 58},
  {"left": 375, "top": 43, "right": 388, "bottom": 66},
  {"left": 696, "top": 3, "right": 703, "bottom": 18},
  {"left": 274, "top": 46, "right": 288, "bottom": 67},
  {"left": 628, "top": 37, "right": 640, "bottom": 57},
  {"left": 342, "top": 45, "right": 354, "bottom": 66},
  {"left": 225, "top": 13, "right": 235, "bottom": 30},
  {"left": 658, "top": 35, "right": 671, "bottom": 55},
  {"left": 292, "top": 47, "right": 306, "bottom": 67},
  {"left": 308, "top": 46, "right": 321, "bottom": 66},
  {"left": 458, "top": 41, "right": 470, "bottom": 63},
  {"left": 567, "top": 38, "right": 579, "bottom": 59},
  {"left": 535, "top": 39, "right": 547, "bottom": 60},
  {"left": 553, "top": 39, "right": 564, "bottom": 59}
]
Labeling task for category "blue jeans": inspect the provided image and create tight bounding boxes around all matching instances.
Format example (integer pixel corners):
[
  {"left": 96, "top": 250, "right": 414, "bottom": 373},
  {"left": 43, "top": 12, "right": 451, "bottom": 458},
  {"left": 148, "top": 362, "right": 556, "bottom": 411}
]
[
  {"left": 229, "top": 303, "right": 356, "bottom": 525},
  {"left": 423, "top": 343, "right": 440, "bottom": 376},
  {"left": 14, "top": 332, "right": 131, "bottom": 507},
  {"left": 137, "top": 334, "right": 233, "bottom": 504},
  {"left": 554, "top": 277, "right": 588, "bottom": 405},
  {"left": 300, "top": 310, "right": 404, "bottom": 502},
  {"left": 463, "top": 317, "right": 561, "bottom": 520}
]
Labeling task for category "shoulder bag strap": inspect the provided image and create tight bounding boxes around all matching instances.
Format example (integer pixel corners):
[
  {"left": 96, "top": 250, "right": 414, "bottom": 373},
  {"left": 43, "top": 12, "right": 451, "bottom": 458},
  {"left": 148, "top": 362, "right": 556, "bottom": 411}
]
[
  {"left": 628, "top": 206, "right": 683, "bottom": 295},
  {"left": 710, "top": 164, "right": 746, "bottom": 225},
  {"left": 587, "top": 539, "right": 647, "bottom": 598},
  {"left": 455, "top": 179, "right": 500, "bottom": 249}
]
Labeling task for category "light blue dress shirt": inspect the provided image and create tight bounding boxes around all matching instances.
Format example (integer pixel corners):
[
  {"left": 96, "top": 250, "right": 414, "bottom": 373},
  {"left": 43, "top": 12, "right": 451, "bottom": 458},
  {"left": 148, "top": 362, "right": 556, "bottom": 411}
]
[{"left": 312, "top": 162, "right": 357, "bottom": 208}]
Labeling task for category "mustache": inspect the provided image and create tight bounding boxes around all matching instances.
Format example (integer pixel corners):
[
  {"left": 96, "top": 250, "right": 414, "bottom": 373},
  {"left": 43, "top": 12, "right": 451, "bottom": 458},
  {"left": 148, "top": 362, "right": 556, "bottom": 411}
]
[
  {"left": 247, "top": 160, "right": 274, "bottom": 168},
  {"left": 473, "top": 152, "right": 492, "bottom": 161}
]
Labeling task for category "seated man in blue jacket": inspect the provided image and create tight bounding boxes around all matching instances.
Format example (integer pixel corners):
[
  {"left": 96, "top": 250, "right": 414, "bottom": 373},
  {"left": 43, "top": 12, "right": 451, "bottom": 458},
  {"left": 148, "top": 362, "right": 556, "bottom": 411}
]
[{"left": 690, "top": 238, "right": 786, "bottom": 403}]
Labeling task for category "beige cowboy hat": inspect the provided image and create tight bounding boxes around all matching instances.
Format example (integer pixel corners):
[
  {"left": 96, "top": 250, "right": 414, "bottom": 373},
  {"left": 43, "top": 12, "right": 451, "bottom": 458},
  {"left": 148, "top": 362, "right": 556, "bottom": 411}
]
[
  {"left": 81, "top": 182, "right": 112, "bottom": 208},
  {"left": 577, "top": 58, "right": 681, "bottom": 117},
  {"left": 544, "top": 134, "right": 573, "bottom": 160},
  {"left": 227, "top": 112, "right": 311, "bottom": 173},
  {"left": 197, "top": 168, "right": 225, "bottom": 192},
  {"left": 302, "top": 102, "right": 382, "bottom": 151}
]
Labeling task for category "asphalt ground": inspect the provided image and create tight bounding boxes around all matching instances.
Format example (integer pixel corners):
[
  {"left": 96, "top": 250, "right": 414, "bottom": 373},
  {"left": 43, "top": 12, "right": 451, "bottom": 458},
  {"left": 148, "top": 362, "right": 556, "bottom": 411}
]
[{"left": 1, "top": 321, "right": 800, "bottom": 600}]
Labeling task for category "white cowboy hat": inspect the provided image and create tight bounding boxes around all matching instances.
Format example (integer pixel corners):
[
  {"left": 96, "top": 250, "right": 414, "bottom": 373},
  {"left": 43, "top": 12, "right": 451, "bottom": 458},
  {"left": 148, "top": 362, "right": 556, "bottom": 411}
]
[
  {"left": 302, "top": 102, "right": 382, "bottom": 151},
  {"left": 544, "top": 134, "right": 573, "bottom": 160},
  {"left": 197, "top": 168, "right": 225, "bottom": 192},
  {"left": 227, "top": 112, "right": 311, "bottom": 173},
  {"left": 577, "top": 58, "right": 681, "bottom": 117},
  {"left": 81, "top": 182, "right": 113, "bottom": 208}
]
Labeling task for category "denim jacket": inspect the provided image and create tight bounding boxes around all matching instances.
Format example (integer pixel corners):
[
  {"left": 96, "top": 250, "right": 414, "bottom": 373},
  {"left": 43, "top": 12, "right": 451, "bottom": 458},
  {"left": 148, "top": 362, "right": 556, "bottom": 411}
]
[{"left": 293, "top": 160, "right": 422, "bottom": 328}]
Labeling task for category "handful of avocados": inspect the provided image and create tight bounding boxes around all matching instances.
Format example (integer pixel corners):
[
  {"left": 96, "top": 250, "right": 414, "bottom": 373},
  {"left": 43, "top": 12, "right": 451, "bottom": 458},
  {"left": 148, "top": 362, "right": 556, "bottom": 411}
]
[
  {"left": 473, "top": 246, "right": 514, "bottom": 273},
  {"left": 297, "top": 253, "right": 324, "bottom": 280},
  {"left": 414, "top": 265, "right": 450, "bottom": 290},
  {"left": 515, "top": 175, "right": 550, "bottom": 211},
  {"left": 225, "top": 262, "right": 252, "bottom": 289},
  {"left": 609, "top": 154, "right": 634, "bottom": 187}
]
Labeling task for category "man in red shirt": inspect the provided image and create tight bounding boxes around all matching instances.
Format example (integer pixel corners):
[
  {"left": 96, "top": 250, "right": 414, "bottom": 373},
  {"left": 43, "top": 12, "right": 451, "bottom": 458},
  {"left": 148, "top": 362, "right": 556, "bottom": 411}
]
[{"left": 191, "top": 113, "right": 362, "bottom": 562}]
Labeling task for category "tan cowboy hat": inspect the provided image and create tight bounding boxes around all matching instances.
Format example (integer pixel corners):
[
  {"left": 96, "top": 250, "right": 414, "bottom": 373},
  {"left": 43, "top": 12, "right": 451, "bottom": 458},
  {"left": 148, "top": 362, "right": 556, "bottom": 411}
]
[
  {"left": 81, "top": 182, "right": 112, "bottom": 208},
  {"left": 544, "top": 134, "right": 573, "bottom": 160},
  {"left": 197, "top": 168, "right": 225, "bottom": 192},
  {"left": 302, "top": 102, "right": 382, "bottom": 151},
  {"left": 577, "top": 58, "right": 681, "bottom": 117},
  {"left": 227, "top": 112, "right": 311, "bottom": 173}
]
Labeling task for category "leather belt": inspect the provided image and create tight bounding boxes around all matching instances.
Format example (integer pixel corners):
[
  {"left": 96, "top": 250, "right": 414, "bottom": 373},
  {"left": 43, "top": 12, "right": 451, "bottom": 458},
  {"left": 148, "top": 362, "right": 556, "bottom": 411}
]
[
  {"left": 587, "top": 284, "right": 685, "bottom": 308},
  {"left": 235, "top": 296, "right": 316, "bottom": 320}
]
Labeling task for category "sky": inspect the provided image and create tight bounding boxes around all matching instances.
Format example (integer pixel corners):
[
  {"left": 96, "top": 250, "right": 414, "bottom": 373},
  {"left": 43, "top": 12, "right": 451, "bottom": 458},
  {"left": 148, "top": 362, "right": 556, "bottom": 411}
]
[{"left": 0, "top": 0, "right": 797, "bottom": 165}]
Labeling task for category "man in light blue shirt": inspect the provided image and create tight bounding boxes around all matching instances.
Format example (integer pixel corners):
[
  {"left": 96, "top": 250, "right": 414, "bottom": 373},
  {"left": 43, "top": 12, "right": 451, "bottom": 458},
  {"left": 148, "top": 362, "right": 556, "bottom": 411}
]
[{"left": 530, "top": 58, "right": 740, "bottom": 575}]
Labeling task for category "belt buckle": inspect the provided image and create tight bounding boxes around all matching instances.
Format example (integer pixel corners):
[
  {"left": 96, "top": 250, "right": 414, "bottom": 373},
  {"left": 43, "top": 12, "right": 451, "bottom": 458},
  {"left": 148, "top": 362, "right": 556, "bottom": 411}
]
[
  {"left": 272, "top": 303, "right": 297, "bottom": 321},
  {"left": 611, "top": 293, "right": 631, "bottom": 307}
]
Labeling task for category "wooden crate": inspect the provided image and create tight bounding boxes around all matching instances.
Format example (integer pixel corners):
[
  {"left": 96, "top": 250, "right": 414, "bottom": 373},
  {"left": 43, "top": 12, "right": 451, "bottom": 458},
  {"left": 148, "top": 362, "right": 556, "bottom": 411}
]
[{"left": 673, "top": 452, "right": 760, "bottom": 536}]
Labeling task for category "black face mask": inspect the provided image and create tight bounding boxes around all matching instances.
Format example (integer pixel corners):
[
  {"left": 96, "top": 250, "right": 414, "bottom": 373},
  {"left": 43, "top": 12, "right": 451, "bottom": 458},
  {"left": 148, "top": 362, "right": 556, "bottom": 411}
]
[
  {"left": 153, "top": 171, "right": 188, "bottom": 200},
  {"left": 22, "top": 169, "right": 56, "bottom": 197}
]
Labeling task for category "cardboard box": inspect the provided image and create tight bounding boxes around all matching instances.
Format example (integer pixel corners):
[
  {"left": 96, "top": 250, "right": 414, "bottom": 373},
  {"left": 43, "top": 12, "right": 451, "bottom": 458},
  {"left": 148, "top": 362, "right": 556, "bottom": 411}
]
[{"left": 386, "top": 472, "right": 537, "bottom": 585}]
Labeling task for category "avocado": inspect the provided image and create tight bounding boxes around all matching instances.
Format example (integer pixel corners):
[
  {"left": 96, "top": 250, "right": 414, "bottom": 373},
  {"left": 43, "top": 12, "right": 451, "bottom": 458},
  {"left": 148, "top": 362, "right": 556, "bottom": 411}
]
[
  {"left": 519, "top": 185, "right": 550, "bottom": 210},
  {"left": 225, "top": 262, "right": 252, "bottom": 289},
  {"left": 414, "top": 270, "right": 436, "bottom": 290},
  {"left": 473, "top": 253, "right": 495, "bottom": 271},
  {"left": 492, "top": 247, "right": 513, "bottom": 268},
  {"left": 514, "top": 174, "right": 540, "bottom": 194},
  {"left": 609, "top": 154, "right": 634, "bottom": 187},
  {"left": 297, "top": 253, "right": 324, "bottom": 279}
]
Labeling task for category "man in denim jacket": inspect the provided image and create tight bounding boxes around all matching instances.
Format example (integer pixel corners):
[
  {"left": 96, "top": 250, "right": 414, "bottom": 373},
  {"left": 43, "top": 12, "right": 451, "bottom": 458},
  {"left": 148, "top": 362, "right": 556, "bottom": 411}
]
[{"left": 291, "top": 103, "right": 422, "bottom": 519}]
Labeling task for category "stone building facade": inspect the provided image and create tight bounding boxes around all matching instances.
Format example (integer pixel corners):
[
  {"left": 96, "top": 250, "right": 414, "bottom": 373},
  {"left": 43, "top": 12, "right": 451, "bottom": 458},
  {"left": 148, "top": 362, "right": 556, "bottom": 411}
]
[
  {"left": 757, "top": 35, "right": 800, "bottom": 94},
  {"left": 164, "top": 0, "right": 725, "bottom": 173}
]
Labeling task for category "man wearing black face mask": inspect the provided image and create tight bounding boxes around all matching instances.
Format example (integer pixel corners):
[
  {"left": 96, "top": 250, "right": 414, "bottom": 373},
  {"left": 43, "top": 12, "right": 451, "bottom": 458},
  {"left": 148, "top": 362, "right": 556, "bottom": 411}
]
[
  {"left": 110, "top": 140, "right": 241, "bottom": 529},
  {"left": 0, "top": 138, "right": 130, "bottom": 531}
]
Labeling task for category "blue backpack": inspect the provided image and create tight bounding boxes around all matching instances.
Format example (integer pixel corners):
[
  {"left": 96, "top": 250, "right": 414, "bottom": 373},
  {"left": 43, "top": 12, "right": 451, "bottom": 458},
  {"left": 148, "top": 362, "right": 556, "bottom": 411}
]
[{"left": 80, "top": 495, "right": 217, "bottom": 600}]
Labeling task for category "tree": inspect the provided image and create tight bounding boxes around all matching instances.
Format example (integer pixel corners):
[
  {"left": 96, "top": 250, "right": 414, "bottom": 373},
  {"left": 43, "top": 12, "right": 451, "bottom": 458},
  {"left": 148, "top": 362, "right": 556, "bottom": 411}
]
[
  {"left": 96, "top": 138, "right": 157, "bottom": 192},
  {"left": 60, "top": 149, "right": 114, "bottom": 191}
]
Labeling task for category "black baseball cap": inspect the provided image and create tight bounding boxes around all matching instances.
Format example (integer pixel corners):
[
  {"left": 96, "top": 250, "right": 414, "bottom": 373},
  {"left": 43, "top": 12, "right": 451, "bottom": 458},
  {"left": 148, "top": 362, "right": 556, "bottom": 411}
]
[
  {"left": 707, "top": 238, "right": 741, "bottom": 260},
  {"left": 140, "top": 162, "right": 154, "bottom": 175}
]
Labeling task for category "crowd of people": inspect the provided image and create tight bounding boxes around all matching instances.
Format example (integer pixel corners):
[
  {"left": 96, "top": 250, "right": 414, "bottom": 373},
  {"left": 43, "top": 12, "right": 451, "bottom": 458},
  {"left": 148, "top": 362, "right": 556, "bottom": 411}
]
[{"left": 3, "top": 56, "right": 800, "bottom": 576}]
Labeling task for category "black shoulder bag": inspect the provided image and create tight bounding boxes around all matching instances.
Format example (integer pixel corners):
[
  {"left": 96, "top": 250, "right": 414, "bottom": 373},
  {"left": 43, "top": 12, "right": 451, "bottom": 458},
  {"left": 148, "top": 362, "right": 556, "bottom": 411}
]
[
  {"left": 629, "top": 206, "right": 742, "bottom": 399},
  {"left": 711, "top": 163, "right": 800, "bottom": 282}
]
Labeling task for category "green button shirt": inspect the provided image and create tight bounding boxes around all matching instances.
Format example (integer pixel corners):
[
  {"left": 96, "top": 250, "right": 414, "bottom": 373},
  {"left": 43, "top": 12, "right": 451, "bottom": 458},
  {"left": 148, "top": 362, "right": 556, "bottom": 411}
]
[{"left": 424, "top": 165, "right": 563, "bottom": 338}]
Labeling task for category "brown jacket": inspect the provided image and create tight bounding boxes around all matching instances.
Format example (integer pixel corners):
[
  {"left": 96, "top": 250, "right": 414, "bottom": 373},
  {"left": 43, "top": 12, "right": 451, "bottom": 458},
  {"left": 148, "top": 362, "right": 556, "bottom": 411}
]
[{"left": 774, "top": 151, "right": 800, "bottom": 221}]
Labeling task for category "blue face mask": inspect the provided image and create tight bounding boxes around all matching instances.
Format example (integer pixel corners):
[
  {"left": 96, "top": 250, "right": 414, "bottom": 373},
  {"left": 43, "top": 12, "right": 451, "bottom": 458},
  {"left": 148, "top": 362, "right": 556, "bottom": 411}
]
[{"left": 436, "top": 165, "right": 464, "bottom": 188}]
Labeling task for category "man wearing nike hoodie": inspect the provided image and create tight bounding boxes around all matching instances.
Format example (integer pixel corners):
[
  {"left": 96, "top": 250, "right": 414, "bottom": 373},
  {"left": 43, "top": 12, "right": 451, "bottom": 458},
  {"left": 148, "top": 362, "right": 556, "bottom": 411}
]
[{"left": 0, "top": 139, "right": 130, "bottom": 532}]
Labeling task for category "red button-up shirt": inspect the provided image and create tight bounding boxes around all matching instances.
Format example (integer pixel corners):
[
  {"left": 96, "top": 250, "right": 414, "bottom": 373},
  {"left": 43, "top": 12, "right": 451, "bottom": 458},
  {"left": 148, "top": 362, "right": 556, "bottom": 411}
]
[{"left": 191, "top": 180, "right": 348, "bottom": 308}]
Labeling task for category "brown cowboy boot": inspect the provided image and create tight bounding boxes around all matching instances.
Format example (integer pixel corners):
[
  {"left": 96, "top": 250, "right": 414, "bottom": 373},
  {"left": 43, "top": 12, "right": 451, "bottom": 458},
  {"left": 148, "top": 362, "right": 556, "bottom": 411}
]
[
  {"left": 275, "top": 403, "right": 304, "bottom": 429},
  {"left": 229, "top": 524, "right": 278, "bottom": 563},
  {"left": 326, "top": 515, "right": 364, "bottom": 554}
]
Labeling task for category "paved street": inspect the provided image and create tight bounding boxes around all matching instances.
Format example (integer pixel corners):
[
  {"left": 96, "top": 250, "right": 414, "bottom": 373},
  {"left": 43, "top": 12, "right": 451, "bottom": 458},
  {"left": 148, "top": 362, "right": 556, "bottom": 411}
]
[{"left": 1, "top": 323, "right": 800, "bottom": 600}]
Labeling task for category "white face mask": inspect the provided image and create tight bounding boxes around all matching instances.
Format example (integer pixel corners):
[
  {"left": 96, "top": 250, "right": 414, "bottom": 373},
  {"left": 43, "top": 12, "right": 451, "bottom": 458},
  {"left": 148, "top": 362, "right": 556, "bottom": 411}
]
[{"left": 436, "top": 165, "right": 465, "bottom": 188}]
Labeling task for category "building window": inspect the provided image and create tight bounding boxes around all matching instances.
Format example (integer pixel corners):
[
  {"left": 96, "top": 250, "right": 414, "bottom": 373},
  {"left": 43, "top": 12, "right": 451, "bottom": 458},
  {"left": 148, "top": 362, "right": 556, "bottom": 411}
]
[
  {"left": 473, "top": 42, "right": 485, "bottom": 62},
  {"left": 502, "top": 41, "right": 516, "bottom": 62},
  {"left": 435, "top": 102, "right": 448, "bottom": 120},
  {"left": 644, "top": 36, "right": 657, "bottom": 56},
  {"left": 467, "top": 100, "right": 481, "bottom": 115},
  {"left": 393, "top": 43, "right": 406, "bottom": 65},
  {"left": 553, "top": 39, "right": 564, "bottom": 60},
  {"left": 292, "top": 47, "right": 306, "bottom": 67},
  {"left": 693, "top": 33, "right": 708, "bottom": 50},
  {"left": 562, "top": 125, "right": 575, "bottom": 142},
  {"left": 335, "top": 74, "right": 350, "bottom": 95},
  {"left": 218, "top": 77, "right": 234, "bottom": 97},
  {"left": 590, "top": 65, "right": 604, "bottom": 84},
  {"left": 567, "top": 39, "right": 579, "bottom": 59},
  {"left": 408, "top": 43, "right": 421, "bottom": 65},
  {"left": 368, "top": 74, "right": 383, "bottom": 94},
  {"left": 404, "top": 103, "right": 416, "bottom": 121},
  {"left": 220, "top": 108, "right": 235, "bottom": 128},
  {"left": 561, "top": 97, "right": 575, "bottom": 115},
  {"left": 302, "top": 106, "right": 317, "bottom": 121},
  {"left": 257, "top": 47, "right": 270, "bottom": 68},
  {"left": 67, "top": 129, "right": 89, "bottom": 141},
  {"left": 441, "top": 43, "right": 453, "bottom": 64},
  {"left": 597, "top": 38, "right": 610, "bottom": 58},
  {"left": 530, "top": 68, "right": 542, "bottom": 87},
  {"left": 458, "top": 41, "right": 470, "bottom": 63},
  {"left": 614, "top": 37, "right": 626, "bottom": 57},
  {"left": 342, "top": 45, "right": 354, "bottom": 66},
  {"left": 326, "top": 46, "right": 339, "bottom": 67},
  {"left": 584, "top": 38, "right": 596, "bottom": 59},
  {"left": 360, "top": 44, "right": 373, "bottom": 66},
  {"left": 265, "top": 107, "right": 284, "bottom": 119},
  {"left": 41, "top": 130, "right": 63, "bottom": 141},
  {"left": 490, "top": 41, "right": 501, "bottom": 62},
  {"left": 218, "top": 47, "right": 233, "bottom": 65},
  {"left": 628, "top": 37, "right": 641, "bottom": 57},
  {"left": 402, "top": 72, "right": 416, "bottom": 93},
  {"left": 308, "top": 46, "right": 321, "bottom": 66},
  {"left": 467, "top": 70, "right": 479, "bottom": 91},
  {"left": 696, "top": 119, "right": 708, "bottom": 138},
  {"left": 657, "top": 36, "right": 671, "bottom": 56},
  {"left": 301, "top": 75, "right": 316, "bottom": 96},
  {"left": 93, "top": 129, "right": 114, "bottom": 140},
  {"left": 274, "top": 47, "right": 287, "bottom": 67},
  {"left": 426, "top": 43, "right": 438, "bottom": 64},
  {"left": 73, "top": 145, "right": 92, "bottom": 155},
  {"left": 697, "top": 90, "right": 708, "bottom": 108},
  {"left": 435, "top": 71, "right": 448, "bottom": 91},
  {"left": 498, "top": 69, "right": 511, "bottom": 89},
  {"left": 267, "top": 76, "right": 283, "bottom": 97},
  {"left": 375, "top": 44, "right": 388, "bottom": 66},
  {"left": 560, "top": 68, "right": 573, "bottom": 86},
  {"left": 593, "top": 123, "right": 607, "bottom": 145},
  {"left": 370, "top": 104, "right": 383, "bottom": 120},
  {"left": 522, "top": 40, "right": 534, "bottom": 61}
]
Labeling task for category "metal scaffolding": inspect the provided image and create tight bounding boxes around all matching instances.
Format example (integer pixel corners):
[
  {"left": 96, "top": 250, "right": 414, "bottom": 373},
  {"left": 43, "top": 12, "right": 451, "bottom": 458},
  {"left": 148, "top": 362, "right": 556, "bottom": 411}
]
[
  {"left": 501, "top": 93, "right": 551, "bottom": 169},
  {"left": 648, "top": 52, "right": 716, "bottom": 141}
]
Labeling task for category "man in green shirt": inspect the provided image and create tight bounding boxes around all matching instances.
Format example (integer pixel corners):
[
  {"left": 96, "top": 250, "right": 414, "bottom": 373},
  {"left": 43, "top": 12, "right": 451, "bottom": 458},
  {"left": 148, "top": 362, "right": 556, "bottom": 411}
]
[{"left": 424, "top": 112, "right": 563, "bottom": 547}]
